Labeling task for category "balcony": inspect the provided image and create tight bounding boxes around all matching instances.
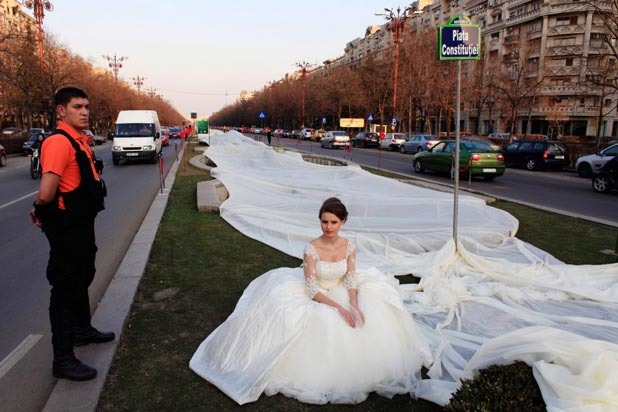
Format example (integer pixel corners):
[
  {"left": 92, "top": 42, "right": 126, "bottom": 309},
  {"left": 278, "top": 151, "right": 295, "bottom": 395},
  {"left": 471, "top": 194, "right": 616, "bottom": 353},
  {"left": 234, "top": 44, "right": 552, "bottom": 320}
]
[
  {"left": 540, "top": 84, "right": 604, "bottom": 95},
  {"left": 506, "top": 8, "right": 541, "bottom": 24},
  {"left": 504, "top": 33, "right": 520, "bottom": 43},
  {"left": 547, "top": 66, "right": 581, "bottom": 77},
  {"left": 547, "top": 45, "right": 584, "bottom": 56},
  {"left": 547, "top": 24, "right": 585, "bottom": 36}
]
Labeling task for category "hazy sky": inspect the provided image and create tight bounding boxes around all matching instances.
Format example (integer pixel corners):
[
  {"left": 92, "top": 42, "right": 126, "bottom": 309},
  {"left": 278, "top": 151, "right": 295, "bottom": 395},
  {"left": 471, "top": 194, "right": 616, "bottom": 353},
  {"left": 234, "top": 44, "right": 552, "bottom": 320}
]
[{"left": 40, "top": 0, "right": 411, "bottom": 119}]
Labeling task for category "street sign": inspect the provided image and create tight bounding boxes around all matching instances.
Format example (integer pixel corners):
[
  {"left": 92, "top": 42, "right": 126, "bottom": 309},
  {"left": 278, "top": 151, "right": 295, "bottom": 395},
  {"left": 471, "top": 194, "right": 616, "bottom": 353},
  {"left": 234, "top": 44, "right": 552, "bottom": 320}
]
[
  {"left": 438, "top": 15, "right": 481, "bottom": 61},
  {"left": 258, "top": 111, "right": 267, "bottom": 119},
  {"left": 367, "top": 114, "right": 374, "bottom": 122},
  {"left": 322, "top": 117, "right": 326, "bottom": 124},
  {"left": 191, "top": 112, "right": 197, "bottom": 119},
  {"left": 391, "top": 118, "right": 397, "bottom": 126}
]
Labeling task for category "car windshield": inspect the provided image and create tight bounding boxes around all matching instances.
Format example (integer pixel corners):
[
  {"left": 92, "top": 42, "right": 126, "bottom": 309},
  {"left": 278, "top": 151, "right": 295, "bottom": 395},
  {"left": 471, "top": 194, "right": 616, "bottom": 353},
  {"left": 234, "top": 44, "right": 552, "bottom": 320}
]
[
  {"left": 333, "top": 132, "right": 347, "bottom": 136},
  {"left": 549, "top": 143, "right": 567, "bottom": 152},
  {"left": 116, "top": 123, "right": 155, "bottom": 137}
]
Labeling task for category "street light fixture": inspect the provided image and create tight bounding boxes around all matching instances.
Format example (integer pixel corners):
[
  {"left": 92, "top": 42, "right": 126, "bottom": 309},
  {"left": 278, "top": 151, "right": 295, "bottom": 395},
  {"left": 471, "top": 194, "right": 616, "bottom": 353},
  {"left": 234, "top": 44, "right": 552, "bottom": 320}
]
[
  {"left": 145, "top": 87, "right": 158, "bottom": 98},
  {"left": 102, "top": 53, "right": 128, "bottom": 81},
  {"left": 375, "top": 5, "right": 413, "bottom": 131},
  {"left": 132, "top": 75, "right": 146, "bottom": 95},
  {"left": 21, "top": 0, "right": 54, "bottom": 124},
  {"left": 296, "top": 61, "right": 315, "bottom": 129}
]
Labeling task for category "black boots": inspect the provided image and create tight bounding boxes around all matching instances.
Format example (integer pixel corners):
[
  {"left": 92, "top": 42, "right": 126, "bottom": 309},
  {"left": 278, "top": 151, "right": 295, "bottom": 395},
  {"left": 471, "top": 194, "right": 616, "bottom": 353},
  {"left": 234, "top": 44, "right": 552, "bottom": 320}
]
[
  {"left": 52, "top": 353, "right": 97, "bottom": 381},
  {"left": 73, "top": 326, "right": 115, "bottom": 347}
]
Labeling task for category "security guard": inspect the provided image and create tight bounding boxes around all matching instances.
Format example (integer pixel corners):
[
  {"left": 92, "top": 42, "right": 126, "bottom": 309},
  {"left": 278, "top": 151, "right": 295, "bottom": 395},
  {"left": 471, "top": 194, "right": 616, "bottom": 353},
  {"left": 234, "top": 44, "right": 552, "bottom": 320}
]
[{"left": 29, "top": 87, "right": 113, "bottom": 381}]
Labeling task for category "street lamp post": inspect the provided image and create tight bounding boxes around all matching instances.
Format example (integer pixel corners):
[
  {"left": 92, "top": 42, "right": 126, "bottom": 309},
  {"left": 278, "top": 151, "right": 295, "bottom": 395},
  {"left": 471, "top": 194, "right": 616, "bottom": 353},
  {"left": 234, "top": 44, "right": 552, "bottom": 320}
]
[
  {"left": 375, "top": 6, "right": 413, "bottom": 132},
  {"left": 132, "top": 75, "right": 146, "bottom": 95},
  {"left": 296, "top": 61, "right": 314, "bottom": 129},
  {"left": 145, "top": 87, "right": 158, "bottom": 98},
  {"left": 102, "top": 53, "right": 128, "bottom": 81},
  {"left": 21, "top": 0, "right": 54, "bottom": 126}
]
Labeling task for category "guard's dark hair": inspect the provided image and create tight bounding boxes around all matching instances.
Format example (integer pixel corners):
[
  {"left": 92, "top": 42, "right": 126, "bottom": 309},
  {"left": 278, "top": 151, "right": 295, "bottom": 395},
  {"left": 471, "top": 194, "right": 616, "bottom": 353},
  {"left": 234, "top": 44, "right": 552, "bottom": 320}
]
[
  {"left": 319, "top": 197, "right": 348, "bottom": 221},
  {"left": 54, "top": 87, "right": 88, "bottom": 107}
]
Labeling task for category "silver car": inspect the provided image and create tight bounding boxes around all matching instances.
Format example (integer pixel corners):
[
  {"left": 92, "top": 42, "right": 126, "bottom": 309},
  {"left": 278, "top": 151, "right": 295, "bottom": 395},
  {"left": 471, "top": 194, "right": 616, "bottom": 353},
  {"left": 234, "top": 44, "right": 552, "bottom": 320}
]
[
  {"left": 320, "top": 131, "right": 350, "bottom": 149},
  {"left": 380, "top": 133, "right": 407, "bottom": 151},
  {"left": 576, "top": 143, "right": 618, "bottom": 177},
  {"left": 400, "top": 134, "right": 440, "bottom": 154}
]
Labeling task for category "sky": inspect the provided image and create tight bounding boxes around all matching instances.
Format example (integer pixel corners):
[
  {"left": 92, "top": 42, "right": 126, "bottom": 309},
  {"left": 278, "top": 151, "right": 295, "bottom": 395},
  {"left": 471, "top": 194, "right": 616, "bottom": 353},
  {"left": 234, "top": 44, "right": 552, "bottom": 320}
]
[{"left": 40, "top": 0, "right": 411, "bottom": 119}]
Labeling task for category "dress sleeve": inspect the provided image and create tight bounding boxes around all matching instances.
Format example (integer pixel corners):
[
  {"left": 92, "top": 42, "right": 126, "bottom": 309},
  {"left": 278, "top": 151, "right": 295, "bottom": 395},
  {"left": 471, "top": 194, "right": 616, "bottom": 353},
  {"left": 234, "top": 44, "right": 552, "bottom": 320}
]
[
  {"left": 342, "top": 241, "right": 358, "bottom": 290},
  {"left": 303, "top": 244, "right": 320, "bottom": 298}
]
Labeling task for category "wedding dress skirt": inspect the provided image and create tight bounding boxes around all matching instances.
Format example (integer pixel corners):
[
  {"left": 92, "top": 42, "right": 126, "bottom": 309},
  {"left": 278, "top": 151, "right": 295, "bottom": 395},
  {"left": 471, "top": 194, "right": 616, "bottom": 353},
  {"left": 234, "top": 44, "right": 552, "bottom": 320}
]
[{"left": 190, "top": 266, "right": 432, "bottom": 405}]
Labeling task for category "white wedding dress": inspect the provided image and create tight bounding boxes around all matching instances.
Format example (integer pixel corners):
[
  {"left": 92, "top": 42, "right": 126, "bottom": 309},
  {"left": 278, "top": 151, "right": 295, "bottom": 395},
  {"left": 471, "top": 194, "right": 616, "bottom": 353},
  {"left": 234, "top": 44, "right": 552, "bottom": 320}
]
[{"left": 190, "top": 241, "right": 432, "bottom": 405}]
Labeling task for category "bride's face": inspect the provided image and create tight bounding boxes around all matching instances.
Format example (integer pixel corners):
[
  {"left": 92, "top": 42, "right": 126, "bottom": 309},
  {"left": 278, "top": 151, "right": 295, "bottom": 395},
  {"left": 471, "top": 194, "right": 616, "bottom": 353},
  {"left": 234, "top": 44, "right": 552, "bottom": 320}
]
[{"left": 320, "top": 212, "right": 345, "bottom": 238}]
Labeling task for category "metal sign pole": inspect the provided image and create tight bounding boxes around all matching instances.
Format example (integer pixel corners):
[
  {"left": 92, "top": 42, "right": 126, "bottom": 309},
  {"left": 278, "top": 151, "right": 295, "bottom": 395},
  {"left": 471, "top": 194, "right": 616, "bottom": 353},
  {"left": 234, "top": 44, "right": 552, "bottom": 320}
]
[{"left": 453, "top": 60, "right": 461, "bottom": 252}]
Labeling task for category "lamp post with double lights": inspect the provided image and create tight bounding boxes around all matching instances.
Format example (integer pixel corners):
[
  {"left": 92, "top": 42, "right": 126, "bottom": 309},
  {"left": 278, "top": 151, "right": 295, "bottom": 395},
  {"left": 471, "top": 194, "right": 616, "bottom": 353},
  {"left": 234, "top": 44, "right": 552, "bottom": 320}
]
[
  {"left": 102, "top": 53, "right": 128, "bottom": 81},
  {"left": 375, "top": 5, "right": 413, "bottom": 132},
  {"left": 132, "top": 75, "right": 146, "bottom": 95},
  {"left": 145, "top": 87, "right": 158, "bottom": 98},
  {"left": 296, "top": 61, "right": 315, "bottom": 130},
  {"left": 21, "top": 0, "right": 54, "bottom": 125}
]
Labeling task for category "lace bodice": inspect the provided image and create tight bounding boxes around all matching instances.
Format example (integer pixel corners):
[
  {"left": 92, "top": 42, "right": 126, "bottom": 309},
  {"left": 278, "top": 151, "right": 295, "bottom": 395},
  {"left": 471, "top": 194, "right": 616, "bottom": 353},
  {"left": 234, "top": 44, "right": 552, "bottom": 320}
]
[{"left": 303, "top": 241, "right": 358, "bottom": 298}]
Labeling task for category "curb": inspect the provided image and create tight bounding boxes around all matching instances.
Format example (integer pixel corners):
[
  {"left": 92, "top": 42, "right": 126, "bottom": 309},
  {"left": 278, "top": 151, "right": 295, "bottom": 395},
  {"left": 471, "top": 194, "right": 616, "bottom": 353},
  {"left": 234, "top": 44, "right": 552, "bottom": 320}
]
[{"left": 41, "top": 150, "right": 184, "bottom": 412}]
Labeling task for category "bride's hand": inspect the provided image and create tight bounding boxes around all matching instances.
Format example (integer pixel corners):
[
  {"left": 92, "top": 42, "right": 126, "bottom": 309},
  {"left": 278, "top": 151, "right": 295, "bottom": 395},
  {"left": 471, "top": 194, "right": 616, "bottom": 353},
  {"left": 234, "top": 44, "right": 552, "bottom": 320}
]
[
  {"left": 337, "top": 307, "right": 356, "bottom": 327},
  {"left": 350, "top": 305, "right": 365, "bottom": 328}
]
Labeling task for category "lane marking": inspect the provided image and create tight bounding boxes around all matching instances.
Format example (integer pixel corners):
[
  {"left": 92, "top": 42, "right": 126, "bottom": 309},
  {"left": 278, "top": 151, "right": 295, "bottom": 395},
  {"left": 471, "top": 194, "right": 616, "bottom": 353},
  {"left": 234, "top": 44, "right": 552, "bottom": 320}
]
[
  {"left": 0, "top": 191, "right": 38, "bottom": 210},
  {"left": 0, "top": 334, "right": 43, "bottom": 379}
]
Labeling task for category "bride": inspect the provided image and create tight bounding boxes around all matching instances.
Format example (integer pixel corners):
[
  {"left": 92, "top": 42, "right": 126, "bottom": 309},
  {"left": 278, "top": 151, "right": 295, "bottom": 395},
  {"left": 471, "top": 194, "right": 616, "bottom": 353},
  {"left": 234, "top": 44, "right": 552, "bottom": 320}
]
[{"left": 190, "top": 197, "right": 432, "bottom": 405}]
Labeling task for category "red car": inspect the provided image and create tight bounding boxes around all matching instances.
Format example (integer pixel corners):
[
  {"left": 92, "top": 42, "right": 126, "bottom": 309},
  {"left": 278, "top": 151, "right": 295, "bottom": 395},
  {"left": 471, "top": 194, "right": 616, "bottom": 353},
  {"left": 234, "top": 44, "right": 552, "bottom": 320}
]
[{"left": 161, "top": 129, "right": 169, "bottom": 146}]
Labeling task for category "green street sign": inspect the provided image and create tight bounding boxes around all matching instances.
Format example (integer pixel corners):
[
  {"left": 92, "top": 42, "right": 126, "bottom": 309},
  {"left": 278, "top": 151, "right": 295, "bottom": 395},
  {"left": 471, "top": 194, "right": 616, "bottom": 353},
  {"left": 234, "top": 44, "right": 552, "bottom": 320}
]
[{"left": 438, "top": 15, "right": 481, "bottom": 61}]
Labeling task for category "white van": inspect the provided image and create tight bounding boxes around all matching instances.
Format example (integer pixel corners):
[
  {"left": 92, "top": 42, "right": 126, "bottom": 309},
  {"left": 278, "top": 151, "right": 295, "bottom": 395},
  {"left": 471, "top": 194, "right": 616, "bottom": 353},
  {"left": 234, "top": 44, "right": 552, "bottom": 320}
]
[{"left": 111, "top": 110, "right": 162, "bottom": 165}]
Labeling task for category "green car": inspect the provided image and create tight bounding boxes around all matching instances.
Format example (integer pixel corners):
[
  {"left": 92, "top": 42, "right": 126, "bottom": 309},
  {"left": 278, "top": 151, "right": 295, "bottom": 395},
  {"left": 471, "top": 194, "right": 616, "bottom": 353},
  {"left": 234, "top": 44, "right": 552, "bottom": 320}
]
[{"left": 413, "top": 140, "right": 505, "bottom": 181}]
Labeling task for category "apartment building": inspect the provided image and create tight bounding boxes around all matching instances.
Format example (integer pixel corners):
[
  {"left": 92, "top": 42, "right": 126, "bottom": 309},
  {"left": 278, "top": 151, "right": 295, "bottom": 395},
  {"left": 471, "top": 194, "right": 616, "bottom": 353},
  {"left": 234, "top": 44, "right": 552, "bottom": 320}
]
[
  {"left": 330, "top": 0, "right": 617, "bottom": 139},
  {"left": 0, "top": 0, "right": 35, "bottom": 35}
]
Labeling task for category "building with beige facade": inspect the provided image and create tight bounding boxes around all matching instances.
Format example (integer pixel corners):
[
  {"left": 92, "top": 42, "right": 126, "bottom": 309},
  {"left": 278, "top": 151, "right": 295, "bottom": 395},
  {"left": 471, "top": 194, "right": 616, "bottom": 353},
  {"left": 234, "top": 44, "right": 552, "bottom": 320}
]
[
  {"left": 327, "top": 0, "right": 617, "bottom": 139},
  {"left": 0, "top": 0, "right": 35, "bottom": 35}
]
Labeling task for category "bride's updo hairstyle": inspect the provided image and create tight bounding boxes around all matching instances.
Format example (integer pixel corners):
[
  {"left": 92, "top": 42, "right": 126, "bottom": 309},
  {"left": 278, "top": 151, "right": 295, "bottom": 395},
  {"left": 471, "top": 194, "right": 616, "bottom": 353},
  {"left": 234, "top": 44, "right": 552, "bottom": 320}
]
[{"left": 319, "top": 197, "right": 348, "bottom": 222}]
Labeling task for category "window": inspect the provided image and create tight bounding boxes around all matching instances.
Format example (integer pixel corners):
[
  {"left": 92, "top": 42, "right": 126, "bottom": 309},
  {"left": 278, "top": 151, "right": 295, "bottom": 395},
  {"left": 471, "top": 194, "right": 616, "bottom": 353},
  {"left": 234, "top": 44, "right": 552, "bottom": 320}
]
[
  {"left": 556, "top": 16, "right": 577, "bottom": 26},
  {"left": 579, "top": 98, "right": 585, "bottom": 106},
  {"left": 565, "top": 58, "right": 573, "bottom": 66},
  {"left": 605, "top": 98, "right": 612, "bottom": 106},
  {"left": 555, "top": 37, "right": 576, "bottom": 46}
]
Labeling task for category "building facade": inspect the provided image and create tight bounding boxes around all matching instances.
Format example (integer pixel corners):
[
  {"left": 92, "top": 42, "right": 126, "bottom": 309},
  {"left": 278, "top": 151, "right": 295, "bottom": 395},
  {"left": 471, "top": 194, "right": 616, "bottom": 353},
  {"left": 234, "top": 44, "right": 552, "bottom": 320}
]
[{"left": 327, "top": 0, "right": 617, "bottom": 139}]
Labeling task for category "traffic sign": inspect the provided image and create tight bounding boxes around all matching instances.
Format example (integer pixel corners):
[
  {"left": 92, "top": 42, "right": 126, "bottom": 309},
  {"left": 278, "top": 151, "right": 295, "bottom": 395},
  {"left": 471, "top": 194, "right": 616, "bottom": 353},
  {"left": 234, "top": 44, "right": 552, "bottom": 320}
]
[
  {"left": 322, "top": 117, "right": 327, "bottom": 124},
  {"left": 367, "top": 114, "right": 374, "bottom": 122},
  {"left": 438, "top": 15, "right": 481, "bottom": 61},
  {"left": 258, "top": 111, "right": 267, "bottom": 119},
  {"left": 391, "top": 118, "right": 397, "bottom": 126}
]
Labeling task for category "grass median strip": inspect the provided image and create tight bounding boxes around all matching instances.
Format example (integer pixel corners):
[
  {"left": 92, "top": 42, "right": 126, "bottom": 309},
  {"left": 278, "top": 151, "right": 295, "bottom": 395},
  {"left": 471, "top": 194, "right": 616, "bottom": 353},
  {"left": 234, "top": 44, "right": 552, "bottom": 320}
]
[{"left": 97, "top": 162, "right": 616, "bottom": 412}]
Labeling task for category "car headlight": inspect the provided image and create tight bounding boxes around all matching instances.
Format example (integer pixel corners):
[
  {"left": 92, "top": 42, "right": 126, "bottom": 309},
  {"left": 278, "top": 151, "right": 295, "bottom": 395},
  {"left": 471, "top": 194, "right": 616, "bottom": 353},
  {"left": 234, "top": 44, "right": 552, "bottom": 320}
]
[
  {"left": 112, "top": 146, "right": 121, "bottom": 151},
  {"left": 143, "top": 145, "right": 153, "bottom": 150}
]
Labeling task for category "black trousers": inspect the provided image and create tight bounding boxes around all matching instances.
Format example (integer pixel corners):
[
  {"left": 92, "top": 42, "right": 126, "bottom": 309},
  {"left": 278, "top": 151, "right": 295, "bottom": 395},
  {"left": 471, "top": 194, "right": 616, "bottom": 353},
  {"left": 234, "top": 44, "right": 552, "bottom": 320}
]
[{"left": 43, "top": 211, "right": 97, "bottom": 353}]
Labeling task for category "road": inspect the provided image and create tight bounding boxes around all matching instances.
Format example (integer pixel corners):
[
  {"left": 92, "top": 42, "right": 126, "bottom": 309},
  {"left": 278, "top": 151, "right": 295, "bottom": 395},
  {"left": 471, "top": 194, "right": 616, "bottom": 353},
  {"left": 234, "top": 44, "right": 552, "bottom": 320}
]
[
  {"left": 265, "top": 135, "right": 618, "bottom": 227},
  {"left": 0, "top": 139, "right": 182, "bottom": 412}
]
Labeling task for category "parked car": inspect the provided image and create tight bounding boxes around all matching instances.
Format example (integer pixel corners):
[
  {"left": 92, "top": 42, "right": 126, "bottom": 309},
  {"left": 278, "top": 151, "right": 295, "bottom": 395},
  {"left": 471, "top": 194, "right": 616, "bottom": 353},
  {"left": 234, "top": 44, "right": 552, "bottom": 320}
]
[
  {"left": 351, "top": 132, "right": 379, "bottom": 148},
  {"left": 2, "top": 127, "right": 23, "bottom": 136},
  {"left": 320, "top": 131, "right": 350, "bottom": 149},
  {"left": 400, "top": 134, "right": 440, "bottom": 153},
  {"left": 82, "top": 129, "right": 95, "bottom": 146},
  {"left": 301, "top": 128, "right": 315, "bottom": 140},
  {"left": 291, "top": 130, "right": 302, "bottom": 139},
  {"left": 22, "top": 132, "right": 51, "bottom": 155},
  {"left": 575, "top": 143, "right": 618, "bottom": 177},
  {"left": 380, "top": 133, "right": 407, "bottom": 151},
  {"left": 591, "top": 155, "right": 618, "bottom": 193},
  {"left": 488, "top": 132, "right": 512, "bottom": 140},
  {"left": 94, "top": 133, "right": 106, "bottom": 145},
  {"left": 160, "top": 128, "right": 170, "bottom": 146},
  {"left": 413, "top": 140, "right": 505, "bottom": 181},
  {"left": 502, "top": 140, "right": 570, "bottom": 171},
  {"left": 0, "top": 144, "right": 6, "bottom": 167},
  {"left": 461, "top": 136, "right": 502, "bottom": 152},
  {"left": 281, "top": 129, "right": 292, "bottom": 138}
]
